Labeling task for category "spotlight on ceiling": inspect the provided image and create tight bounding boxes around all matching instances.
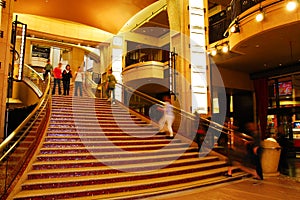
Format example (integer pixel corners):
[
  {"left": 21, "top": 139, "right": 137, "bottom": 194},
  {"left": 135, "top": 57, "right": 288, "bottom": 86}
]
[
  {"left": 211, "top": 49, "right": 217, "bottom": 56},
  {"left": 230, "top": 23, "right": 240, "bottom": 33},
  {"left": 286, "top": 0, "right": 298, "bottom": 11},
  {"left": 222, "top": 44, "right": 229, "bottom": 53},
  {"left": 255, "top": 11, "right": 264, "bottom": 22}
]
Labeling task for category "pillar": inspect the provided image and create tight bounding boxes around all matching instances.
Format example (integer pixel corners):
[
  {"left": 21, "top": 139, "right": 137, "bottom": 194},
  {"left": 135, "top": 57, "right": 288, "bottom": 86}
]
[
  {"left": 166, "top": 0, "right": 210, "bottom": 114},
  {"left": 0, "top": 0, "right": 14, "bottom": 141}
]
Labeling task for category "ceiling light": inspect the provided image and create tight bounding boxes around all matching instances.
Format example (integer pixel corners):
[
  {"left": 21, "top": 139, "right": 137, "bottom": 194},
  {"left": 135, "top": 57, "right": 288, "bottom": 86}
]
[
  {"left": 255, "top": 11, "right": 264, "bottom": 22},
  {"left": 222, "top": 45, "right": 229, "bottom": 53},
  {"left": 211, "top": 49, "right": 217, "bottom": 56},
  {"left": 230, "top": 24, "right": 240, "bottom": 33},
  {"left": 286, "top": 0, "right": 298, "bottom": 11}
]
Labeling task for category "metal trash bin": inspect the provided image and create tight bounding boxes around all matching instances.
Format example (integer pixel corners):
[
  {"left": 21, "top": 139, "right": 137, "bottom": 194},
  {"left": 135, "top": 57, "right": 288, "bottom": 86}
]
[{"left": 261, "top": 139, "right": 281, "bottom": 177}]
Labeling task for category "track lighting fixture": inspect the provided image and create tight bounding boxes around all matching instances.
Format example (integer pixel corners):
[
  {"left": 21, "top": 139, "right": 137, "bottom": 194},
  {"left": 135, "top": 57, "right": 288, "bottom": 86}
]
[
  {"left": 209, "top": 42, "right": 229, "bottom": 56},
  {"left": 230, "top": 23, "right": 240, "bottom": 33}
]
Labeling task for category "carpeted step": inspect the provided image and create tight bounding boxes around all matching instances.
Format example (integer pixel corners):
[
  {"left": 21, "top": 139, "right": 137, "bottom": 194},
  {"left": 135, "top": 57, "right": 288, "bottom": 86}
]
[
  {"left": 14, "top": 168, "right": 246, "bottom": 200},
  {"left": 22, "top": 160, "right": 229, "bottom": 190},
  {"left": 10, "top": 96, "right": 248, "bottom": 200}
]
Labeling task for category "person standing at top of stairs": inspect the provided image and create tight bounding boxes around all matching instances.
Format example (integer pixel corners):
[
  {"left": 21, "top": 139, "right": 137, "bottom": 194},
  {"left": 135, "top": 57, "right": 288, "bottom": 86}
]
[
  {"left": 74, "top": 66, "right": 84, "bottom": 97},
  {"left": 62, "top": 64, "right": 72, "bottom": 95},
  {"left": 43, "top": 59, "right": 53, "bottom": 81},
  {"left": 52, "top": 63, "right": 62, "bottom": 95}
]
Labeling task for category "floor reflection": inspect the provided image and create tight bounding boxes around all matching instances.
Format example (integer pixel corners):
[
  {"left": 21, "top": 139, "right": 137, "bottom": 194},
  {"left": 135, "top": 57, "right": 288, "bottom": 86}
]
[{"left": 284, "top": 158, "right": 300, "bottom": 179}]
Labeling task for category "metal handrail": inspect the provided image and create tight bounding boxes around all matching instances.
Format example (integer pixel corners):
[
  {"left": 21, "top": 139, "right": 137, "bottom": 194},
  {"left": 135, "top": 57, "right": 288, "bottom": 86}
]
[
  {"left": 95, "top": 80, "right": 252, "bottom": 148},
  {"left": 0, "top": 74, "right": 51, "bottom": 160},
  {"left": 117, "top": 83, "right": 198, "bottom": 121},
  {"left": 25, "top": 64, "right": 44, "bottom": 80},
  {"left": 0, "top": 64, "right": 51, "bottom": 198}
]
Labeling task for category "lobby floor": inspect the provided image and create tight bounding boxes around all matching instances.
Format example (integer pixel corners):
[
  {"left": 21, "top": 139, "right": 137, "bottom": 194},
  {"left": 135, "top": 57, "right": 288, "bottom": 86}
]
[{"left": 148, "top": 158, "right": 300, "bottom": 200}]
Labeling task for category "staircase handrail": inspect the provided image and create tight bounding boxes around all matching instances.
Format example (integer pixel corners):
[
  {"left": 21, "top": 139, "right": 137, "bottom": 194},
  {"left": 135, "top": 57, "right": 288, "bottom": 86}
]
[
  {"left": 0, "top": 74, "right": 51, "bottom": 160},
  {"left": 25, "top": 64, "right": 44, "bottom": 80},
  {"left": 100, "top": 81, "right": 252, "bottom": 146},
  {"left": 117, "top": 82, "right": 242, "bottom": 134},
  {"left": 117, "top": 83, "right": 197, "bottom": 120}
]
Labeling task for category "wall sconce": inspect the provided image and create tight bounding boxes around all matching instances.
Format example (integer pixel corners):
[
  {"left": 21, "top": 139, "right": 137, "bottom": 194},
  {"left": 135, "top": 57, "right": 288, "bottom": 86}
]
[
  {"left": 286, "top": 0, "right": 298, "bottom": 11},
  {"left": 255, "top": 10, "right": 265, "bottom": 22}
]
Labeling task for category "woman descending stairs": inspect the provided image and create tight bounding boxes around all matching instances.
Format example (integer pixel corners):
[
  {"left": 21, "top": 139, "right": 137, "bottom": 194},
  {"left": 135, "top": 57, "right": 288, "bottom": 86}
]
[{"left": 10, "top": 96, "right": 247, "bottom": 200}]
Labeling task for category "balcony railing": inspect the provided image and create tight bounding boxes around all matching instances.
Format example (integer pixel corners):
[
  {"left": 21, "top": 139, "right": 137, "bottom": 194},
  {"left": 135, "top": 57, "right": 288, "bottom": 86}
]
[{"left": 209, "top": 0, "right": 265, "bottom": 43}]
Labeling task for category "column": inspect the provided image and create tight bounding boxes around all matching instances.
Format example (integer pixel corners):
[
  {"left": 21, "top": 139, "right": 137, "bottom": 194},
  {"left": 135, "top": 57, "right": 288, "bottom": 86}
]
[
  {"left": 0, "top": 0, "right": 14, "bottom": 140},
  {"left": 167, "top": 0, "right": 210, "bottom": 114}
]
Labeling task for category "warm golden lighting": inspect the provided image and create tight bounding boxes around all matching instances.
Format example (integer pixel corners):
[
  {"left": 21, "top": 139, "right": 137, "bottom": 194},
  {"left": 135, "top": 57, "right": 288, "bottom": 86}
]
[
  {"left": 230, "top": 25, "right": 237, "bottom": 33},
  {"left": 211, "top": 49, "right": 217, "bottom": 56},
  {"left": 256, "top": 12, "right": 264, "bottom": 22},
  {"left": 222, "top": 45, "right": 229, "bottom": 53},
  {"left": 286, "top": 0, "right": 298, "bottom": 11}
]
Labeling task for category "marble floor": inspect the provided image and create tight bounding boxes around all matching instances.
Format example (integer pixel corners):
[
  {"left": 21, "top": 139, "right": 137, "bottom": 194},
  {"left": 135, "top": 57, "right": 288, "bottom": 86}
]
[{"left": 148, "top": 158, "right": 300, "bottom": 200}]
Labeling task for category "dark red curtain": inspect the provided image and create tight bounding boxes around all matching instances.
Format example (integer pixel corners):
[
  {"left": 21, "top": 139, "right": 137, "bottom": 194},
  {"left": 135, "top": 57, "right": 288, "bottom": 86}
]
[{"left": 254, "top": 78, "right": 268, "bottom": 139}]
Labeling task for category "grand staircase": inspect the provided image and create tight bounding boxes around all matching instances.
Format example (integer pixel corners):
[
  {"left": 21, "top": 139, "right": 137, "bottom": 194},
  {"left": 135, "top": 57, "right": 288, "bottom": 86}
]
[{"left": 11, "top": 95, "right": 247, "bottom": 200}]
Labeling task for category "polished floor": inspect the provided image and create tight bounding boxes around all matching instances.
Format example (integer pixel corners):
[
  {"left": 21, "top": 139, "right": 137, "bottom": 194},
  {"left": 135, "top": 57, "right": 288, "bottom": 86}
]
[{"left": 148, "top": 158, "right": 300, "bottom": 200}]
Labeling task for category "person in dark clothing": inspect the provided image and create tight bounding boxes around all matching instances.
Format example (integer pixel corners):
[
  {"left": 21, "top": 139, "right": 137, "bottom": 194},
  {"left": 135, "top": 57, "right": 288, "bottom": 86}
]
[
  {"left": 43, "top": 59, "right": 53, "bottom": 80},
  {"left": 245, "top": 122, "right": 264, "bottom": 180},
  {"left": 276, "top": 125, "right": 289, "bottom": 174},
  {"left": 62, "top": 64, "right": 72, "bottom": 95}
]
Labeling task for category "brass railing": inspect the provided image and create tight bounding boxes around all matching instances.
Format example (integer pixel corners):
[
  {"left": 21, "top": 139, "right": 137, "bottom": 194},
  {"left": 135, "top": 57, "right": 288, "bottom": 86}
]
[
  {"left": 94, "top": 80, "right": 253, "bottom": 150},
  {"left": 0, "top": 65, "right": 51, "bottom": 198}
]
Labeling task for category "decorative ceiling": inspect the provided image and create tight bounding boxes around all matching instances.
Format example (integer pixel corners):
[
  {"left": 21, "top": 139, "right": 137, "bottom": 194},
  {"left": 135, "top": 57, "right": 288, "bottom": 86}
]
[
  {"left": 13, "top": 0, "right": 300, "bottom": 74},
  {"left": 14, "top": 0, "right": 158, "bottom": 34}
]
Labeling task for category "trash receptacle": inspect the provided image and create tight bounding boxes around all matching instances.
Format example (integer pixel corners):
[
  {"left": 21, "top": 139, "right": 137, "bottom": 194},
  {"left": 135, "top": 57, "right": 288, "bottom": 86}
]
[{"left": 261, "top": 139, "right": 281, "bottom": 177}]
